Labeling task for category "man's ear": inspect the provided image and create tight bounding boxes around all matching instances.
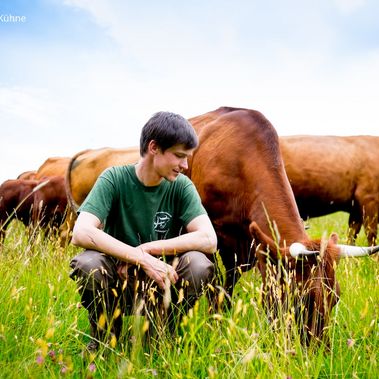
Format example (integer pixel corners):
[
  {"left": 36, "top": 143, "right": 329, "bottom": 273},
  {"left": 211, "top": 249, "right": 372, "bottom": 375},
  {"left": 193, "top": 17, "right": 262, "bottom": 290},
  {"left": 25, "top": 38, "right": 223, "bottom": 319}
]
[{"left": 148, "top": 140, "right": 160, "bottom": 155}]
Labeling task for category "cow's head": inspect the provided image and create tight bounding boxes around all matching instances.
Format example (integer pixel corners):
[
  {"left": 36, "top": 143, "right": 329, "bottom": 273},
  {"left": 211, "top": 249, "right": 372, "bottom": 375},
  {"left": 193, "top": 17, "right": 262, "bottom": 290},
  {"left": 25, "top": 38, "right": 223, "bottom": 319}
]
[{"left": 249, "top": 221, "right": 379, "bottom": 343}]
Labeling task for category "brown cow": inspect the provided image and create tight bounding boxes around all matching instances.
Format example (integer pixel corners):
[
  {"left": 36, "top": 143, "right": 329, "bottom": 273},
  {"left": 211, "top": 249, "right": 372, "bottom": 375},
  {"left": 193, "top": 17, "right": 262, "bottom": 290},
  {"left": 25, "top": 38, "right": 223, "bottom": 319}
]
[
  {"left": 187, "top": 106, "right": 379, "bottom": 342},
  {"left": 280, "top": 135, "right": 379, "bottom": 245},
  {"left": 32, "top": 156, "right": 73, "bottom": 243},
  {"left": 65, "top": 147, "right": 139, "bottom": 210},
  {"left": 35, "top": 156, "right": 71, "bottom": 179},
  {"left": 0, "top": 176, "right": 68, "bottom": 241}
]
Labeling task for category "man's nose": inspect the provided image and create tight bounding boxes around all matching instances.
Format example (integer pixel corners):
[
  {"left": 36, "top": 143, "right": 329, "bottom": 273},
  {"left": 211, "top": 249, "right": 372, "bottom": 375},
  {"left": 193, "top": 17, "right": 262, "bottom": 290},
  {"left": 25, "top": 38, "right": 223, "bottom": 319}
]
[{"left": 179, "top": 158, "right": 188, "bottom": 170}]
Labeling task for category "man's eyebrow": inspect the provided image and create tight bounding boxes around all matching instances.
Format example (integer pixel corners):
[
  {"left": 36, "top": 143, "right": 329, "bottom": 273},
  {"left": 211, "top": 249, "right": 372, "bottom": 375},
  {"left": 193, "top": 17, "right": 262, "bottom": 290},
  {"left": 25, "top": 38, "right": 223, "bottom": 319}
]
[{"left": 174, "top": 150, "right": 189, "bottom": 156}]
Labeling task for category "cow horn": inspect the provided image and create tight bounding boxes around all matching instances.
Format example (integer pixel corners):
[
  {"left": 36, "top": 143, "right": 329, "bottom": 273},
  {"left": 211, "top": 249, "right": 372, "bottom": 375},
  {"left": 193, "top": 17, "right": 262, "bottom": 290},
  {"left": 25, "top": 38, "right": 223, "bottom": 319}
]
[
  {"left": 337, "top": 244, "right": 379, "bottom": 258},
  {"left": 289, "top": 242, "right": 319, "bottom": 258}
]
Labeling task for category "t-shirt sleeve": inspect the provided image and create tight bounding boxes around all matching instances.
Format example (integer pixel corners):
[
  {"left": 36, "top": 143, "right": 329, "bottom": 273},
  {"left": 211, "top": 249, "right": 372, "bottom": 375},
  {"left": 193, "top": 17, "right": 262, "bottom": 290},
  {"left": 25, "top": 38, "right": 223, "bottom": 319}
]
[
  {"left": 178, "top": 177, "right": 207, "bottom": 227},
  {"left": 78, "top": 168, "right": 117, "bottom": 224}
]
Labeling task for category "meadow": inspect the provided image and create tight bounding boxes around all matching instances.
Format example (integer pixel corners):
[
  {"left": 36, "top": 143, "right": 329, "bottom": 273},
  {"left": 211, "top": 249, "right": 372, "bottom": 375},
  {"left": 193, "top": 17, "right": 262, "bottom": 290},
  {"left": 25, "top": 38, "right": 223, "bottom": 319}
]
[{"left": 0, "top": 212, "right": 378, "bottom": 378}]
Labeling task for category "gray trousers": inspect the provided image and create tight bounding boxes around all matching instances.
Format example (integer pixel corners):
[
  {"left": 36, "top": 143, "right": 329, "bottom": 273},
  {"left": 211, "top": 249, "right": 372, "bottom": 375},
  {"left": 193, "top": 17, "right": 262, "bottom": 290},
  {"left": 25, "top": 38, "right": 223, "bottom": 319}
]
[{"left": 70, "top": 250, "right": 214, "bottom": 334}]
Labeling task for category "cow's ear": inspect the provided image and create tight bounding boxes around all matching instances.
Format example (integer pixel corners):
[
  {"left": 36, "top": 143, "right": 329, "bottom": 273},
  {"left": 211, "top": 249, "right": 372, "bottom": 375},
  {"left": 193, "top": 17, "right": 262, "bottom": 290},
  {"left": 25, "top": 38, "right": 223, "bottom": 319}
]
[
  {"left": 249, "top": 221, "right": 283, "bottom": 258},
  {"left": 250, "top": 221, "right": 294, "bottom": 260},
  {"left": 249, "top": 221, "right": 270, "bottom": 247},
  {"left": 329, "top": 232, "right": 338, "bottom": 245}
]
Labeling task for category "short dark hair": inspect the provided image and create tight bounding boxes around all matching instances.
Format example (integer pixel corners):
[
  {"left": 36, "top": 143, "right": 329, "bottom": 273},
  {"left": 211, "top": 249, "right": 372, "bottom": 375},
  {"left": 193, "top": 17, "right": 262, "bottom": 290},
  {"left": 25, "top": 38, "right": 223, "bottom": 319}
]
[{"left": 140, "top": 111, "right": 198, "bottom": 156}]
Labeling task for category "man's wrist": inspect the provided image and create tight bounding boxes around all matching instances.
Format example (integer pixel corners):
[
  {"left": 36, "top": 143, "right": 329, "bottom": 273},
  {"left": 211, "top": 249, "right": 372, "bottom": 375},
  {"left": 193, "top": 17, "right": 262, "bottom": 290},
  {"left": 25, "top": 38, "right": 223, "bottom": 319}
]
[{"left": 139, "top": 243, "right": 155, "bottom": 255}]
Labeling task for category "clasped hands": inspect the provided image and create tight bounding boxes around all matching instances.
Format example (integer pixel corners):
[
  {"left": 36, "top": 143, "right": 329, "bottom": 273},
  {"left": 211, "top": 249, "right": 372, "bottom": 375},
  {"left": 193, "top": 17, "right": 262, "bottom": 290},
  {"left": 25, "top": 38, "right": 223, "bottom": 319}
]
[{"left": 117, "top": 245, "right": 178, "bottom": 290}]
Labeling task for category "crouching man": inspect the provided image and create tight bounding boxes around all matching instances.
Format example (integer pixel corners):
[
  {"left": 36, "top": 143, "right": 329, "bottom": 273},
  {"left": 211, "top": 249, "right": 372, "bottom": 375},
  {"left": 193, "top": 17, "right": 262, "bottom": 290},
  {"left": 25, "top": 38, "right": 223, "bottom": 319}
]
[{"left": 69, "top": 111, "right": 217, "bottom": 353}]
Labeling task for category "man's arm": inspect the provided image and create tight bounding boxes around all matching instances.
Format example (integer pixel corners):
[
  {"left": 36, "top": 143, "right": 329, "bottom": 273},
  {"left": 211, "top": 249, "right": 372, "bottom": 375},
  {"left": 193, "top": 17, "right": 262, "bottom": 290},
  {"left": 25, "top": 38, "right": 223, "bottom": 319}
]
[
  {"left": 71, "top": 211, "right": 178, "bottom": 289},
  {"left": 139, "top": 214, "right": 217, "bottom": 256}
]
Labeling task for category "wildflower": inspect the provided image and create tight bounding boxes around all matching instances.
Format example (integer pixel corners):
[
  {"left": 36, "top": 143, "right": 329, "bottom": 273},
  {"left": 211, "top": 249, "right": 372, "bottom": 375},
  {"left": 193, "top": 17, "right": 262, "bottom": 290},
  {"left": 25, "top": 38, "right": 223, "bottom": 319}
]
[
  {"left": 88, "top": 363, "right": 96, "bottom": 373},
  {"left": 347, "top": 338, "right": 355, "bottom": 348},
  {"left": 36, "top": 355, "right": 44, "bottom": 365},
  {"left": 48, "top": 350, "right": 57, "bottom": 361}
]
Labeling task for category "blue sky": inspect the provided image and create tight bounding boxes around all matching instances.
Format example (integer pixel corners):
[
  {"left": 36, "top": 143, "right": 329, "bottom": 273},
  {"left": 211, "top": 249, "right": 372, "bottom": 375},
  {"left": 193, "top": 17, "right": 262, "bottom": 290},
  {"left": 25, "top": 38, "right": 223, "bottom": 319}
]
[{"left": 1, "top": 0, "right": 379, "bottom": 182}]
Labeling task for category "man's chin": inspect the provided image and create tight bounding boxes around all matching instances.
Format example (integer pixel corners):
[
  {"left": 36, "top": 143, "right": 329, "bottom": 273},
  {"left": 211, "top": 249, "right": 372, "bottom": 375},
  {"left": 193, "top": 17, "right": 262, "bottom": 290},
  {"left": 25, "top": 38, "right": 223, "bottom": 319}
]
[{"left": 165, "top": 173, "right": 180, "bottom": 182}]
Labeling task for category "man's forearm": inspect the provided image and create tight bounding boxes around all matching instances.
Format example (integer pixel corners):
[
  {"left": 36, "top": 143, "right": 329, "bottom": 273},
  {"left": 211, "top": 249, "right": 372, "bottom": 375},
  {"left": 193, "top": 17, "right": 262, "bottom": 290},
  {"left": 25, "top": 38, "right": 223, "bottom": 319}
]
[
  {"left": 72, "top": 225, "right": 146, "bottom": 265},
  {"left": 140, "top": 230, "right": 216, "bottom": 256}
]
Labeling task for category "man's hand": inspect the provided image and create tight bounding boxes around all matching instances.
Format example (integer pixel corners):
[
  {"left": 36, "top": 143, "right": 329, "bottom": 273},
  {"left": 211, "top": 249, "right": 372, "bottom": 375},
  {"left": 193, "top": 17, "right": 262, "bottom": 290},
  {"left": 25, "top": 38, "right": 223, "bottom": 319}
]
[{"left": 138, "top": 248, "right": 178, "bottom": 290}]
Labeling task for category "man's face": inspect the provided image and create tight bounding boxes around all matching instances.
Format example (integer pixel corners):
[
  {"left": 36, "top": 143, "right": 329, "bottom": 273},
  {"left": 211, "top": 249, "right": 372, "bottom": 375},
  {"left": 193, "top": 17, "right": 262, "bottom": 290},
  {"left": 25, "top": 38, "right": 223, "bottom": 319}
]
[{"left": 155, "top": 144, "right": 195, "bottom": 182}]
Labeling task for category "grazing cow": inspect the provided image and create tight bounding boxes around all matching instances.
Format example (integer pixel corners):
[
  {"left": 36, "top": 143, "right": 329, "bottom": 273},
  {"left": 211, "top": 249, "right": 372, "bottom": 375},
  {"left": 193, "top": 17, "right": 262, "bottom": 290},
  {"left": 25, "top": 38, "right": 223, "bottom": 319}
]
[
  {"left": 280, "top": 135, "right": 379, "bottom": 245},
  {"left": 0, "top": 176, "right": 68, "bottom": 241},
  {"left": 34, "top": 156, "right": 71, "bottom": 179},
  {"left": 187, "top": 106, "right": 379, "bottom": 342},
  {"left": 65, "top": 147, "right": 139, "bottom": 210}
]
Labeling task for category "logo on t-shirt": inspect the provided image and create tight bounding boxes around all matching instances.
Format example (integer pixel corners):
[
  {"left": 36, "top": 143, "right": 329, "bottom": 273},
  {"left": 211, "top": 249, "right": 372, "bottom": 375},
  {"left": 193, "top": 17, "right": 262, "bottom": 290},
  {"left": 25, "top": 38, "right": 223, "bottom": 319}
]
[{"left": 154, "top": 211, "right": 172, "bottom": 236}]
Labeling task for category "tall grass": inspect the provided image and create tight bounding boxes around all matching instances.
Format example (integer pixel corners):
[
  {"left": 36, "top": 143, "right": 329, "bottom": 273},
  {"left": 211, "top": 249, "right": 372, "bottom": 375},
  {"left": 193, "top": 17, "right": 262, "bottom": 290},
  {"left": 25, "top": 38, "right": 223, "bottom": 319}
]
[{"left": 0, "top": 213, "right": 378, "bottom": 378}]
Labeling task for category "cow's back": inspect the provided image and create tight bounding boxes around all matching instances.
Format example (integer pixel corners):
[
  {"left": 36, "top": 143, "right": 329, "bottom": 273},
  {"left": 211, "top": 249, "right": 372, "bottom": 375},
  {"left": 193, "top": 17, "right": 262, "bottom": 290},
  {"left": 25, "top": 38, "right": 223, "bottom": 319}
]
[
  {"left": 280, "top": 135, "right": 379, "bottom": 218},
  {"left": 35, "top": 156, "right": 71, "bottom": 179},
  {"left": 17, "top": 171, "right": 37, "bottom": 180},
  {"left": 67, "top": 147, "right": 140, "bottom": 208},
  {"left": 189, "top": 107, "right": 305, "bottom": 251}
]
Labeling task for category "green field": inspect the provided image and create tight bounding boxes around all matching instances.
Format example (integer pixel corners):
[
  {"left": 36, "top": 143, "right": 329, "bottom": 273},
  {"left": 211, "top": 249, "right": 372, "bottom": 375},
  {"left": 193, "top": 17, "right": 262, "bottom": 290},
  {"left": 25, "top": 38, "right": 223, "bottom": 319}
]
[{"left": 0, "top": 212, "right": 378, "bottom": 378}]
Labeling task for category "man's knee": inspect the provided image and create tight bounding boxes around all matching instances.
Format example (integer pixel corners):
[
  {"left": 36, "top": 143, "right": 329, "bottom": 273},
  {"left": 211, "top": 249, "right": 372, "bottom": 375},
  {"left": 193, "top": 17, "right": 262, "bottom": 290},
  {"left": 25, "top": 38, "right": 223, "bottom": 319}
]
[
  {"left": 70, "top": 250, "right": 116, "bottom": 287},
  {"left": 176, "top": 251, "right": 214, "bottom": 295}
]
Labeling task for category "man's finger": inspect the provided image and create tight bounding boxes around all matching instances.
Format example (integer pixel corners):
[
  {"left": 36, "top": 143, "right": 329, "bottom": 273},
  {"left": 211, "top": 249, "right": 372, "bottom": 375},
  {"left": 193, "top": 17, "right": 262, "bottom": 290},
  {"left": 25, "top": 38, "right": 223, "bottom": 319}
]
[
  {"left": 167, "top": 269, "right": 178, "bottom": 284},
  {"left": 156, "top": 276, "right": 166, "bottom": 290}
]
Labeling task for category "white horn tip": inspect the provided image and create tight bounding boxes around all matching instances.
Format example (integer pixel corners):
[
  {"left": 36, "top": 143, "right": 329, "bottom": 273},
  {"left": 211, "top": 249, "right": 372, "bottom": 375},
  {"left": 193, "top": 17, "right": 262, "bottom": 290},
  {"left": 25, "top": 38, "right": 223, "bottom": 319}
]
[
  {"left": 337, "top": 245, "right": 375, "bottom": 258},
  {"left": 289, "top": 243, "right": 306, "bottom": 258}
]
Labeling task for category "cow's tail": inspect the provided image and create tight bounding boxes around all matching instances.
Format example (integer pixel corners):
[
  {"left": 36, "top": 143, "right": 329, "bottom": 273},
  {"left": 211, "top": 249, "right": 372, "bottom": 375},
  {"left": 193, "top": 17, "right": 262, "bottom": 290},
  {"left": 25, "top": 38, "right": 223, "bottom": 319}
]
[{"left": 65, "top": 148, "right": 92, "bottom": 213}]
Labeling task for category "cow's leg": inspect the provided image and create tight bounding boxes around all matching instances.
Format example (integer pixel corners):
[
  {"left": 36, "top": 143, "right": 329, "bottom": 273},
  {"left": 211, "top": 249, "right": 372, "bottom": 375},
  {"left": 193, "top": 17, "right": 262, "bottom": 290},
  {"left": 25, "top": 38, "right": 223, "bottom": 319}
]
[
  {"left": 0, "top": 213, "right": 16, "bottom": 243},
  {"left": 354, "top": 189, "right": 379, "bottom": 245},
  {"left": 362, "top": 201, "right": 378, "bottom": 245},
  {"left": 219, "top": 254, "right": 242, "bottom": 311},
  {"left": 0, "top": 227, "right": 5, "bottom": 243},
  {"left": 0, "top": 218, "right": 8, "bottom": 242},
  {"left": 348, "top": 201, "right": 362, "bottom": 245},
  {"left": 224, "top": 265, "right": 242, "bottom": 297}
]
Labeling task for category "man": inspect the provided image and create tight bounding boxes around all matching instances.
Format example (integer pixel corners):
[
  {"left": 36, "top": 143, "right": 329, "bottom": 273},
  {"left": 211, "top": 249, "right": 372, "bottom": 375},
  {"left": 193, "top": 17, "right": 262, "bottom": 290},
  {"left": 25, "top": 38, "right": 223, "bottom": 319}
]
[{"left": 70, "top": 111, "right": 217, "bottom": 353}]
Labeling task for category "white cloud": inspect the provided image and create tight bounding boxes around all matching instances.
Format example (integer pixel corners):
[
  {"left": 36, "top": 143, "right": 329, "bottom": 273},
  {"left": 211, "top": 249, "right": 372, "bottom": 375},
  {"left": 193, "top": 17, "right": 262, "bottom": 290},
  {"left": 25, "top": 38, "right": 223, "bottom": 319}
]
[
  {"left": 334, "top": 0, "right": 366, "bottom": 13},
  {"left": 0, "top": 86, "right": 61, "bottom": 130}
]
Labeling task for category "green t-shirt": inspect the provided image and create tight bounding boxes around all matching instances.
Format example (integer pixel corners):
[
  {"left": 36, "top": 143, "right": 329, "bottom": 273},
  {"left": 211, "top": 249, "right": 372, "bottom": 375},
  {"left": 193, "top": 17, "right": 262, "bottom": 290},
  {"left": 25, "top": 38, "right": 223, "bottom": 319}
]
[{"left": 79, "top": 165, "right": 207, "bottom": 247}]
